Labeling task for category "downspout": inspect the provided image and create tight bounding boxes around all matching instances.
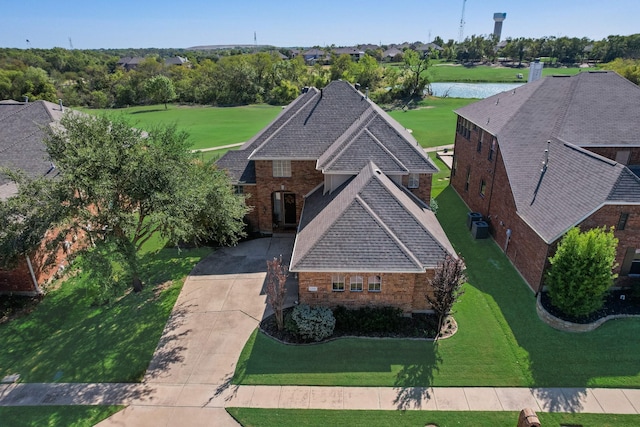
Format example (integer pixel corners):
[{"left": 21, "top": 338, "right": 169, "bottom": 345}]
[
  {"left": 535, "top": 245, "right": 551, "bottom": 297},
  {"left": 486, "top": 138, "right": 499, "bottom": 230},
  {"left": 25, "top": 255, "right": 42, "bottom": 294}
]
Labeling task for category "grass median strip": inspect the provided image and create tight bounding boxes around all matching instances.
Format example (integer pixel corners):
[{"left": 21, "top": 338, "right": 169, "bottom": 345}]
[
  {"left": 226, "top": 408, "right": 640, "bottom": 427},
  {"left": 0, "top": 406, "right": 123, "bottom": 427}
]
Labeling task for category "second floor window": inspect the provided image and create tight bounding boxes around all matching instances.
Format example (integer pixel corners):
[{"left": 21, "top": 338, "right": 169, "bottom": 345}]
[
  {"left": 408, "top": 173, "right": 419, "bottom": 189},
  {"left": 272, "top": 160, "right": 291, "bottom": 177}
]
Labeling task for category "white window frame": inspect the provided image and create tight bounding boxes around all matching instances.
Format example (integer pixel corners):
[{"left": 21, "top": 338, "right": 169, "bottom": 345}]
[
  {"left": 332, "top": 274, "right": 345, "bottom": 292},
  {"left": 368, "top": 275, "right": 381, "bottom": 292},
  {"left": 408, "top": 173, "right": 419, "bottom": 189},
  {"left": 272, "top": 160, "right": 291, "bottom": 177},
  {"left": 350, "top": 276, "right": 363, "bottom": 292}
]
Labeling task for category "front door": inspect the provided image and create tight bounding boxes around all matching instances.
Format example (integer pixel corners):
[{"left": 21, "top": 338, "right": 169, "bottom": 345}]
[{"left": 272, "top": 192, "right": 296, "bottom": 230}]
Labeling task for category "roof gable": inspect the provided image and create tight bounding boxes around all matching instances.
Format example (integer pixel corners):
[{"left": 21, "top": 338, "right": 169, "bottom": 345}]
[{"left": 290, "top": 162, "right": 454, "bottom": 272}]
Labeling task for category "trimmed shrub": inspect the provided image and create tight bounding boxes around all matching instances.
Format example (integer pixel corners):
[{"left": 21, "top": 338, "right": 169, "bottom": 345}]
[
  {"left": 333, "top": 305, "right": 404, "bottom": 335},
  {"left": 290, "top": 304, "right": 335, "bottom": 342},
  {"left": 546, "top": 226, "right": 618, "bottom": 318}
]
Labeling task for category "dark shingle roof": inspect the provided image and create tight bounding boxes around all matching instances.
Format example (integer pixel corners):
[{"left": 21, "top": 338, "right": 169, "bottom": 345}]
[
  {"left": 0, "top": 100, "right": 64, "bottom": 189},
  {"left": 214, "top": 151, "right": 256, "bottom": 184},
  {"left": 219, "top": 81, "right": 437, "bottom": 182},
  {"left": 456, "top": 72, "right": 640, "bottom": 243},
  {"left": 290, "top": 162, "right": 454, "bottom": 272}
]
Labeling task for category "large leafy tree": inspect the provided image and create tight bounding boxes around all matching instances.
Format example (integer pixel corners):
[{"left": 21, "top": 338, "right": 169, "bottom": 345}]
[
  {"left": 546, "top": 227, "right": 618, "bottom": 318},
  {"left": 144, "top": 74, "right": 176, "bottom": 109},
  {"left": 0, "top": 113, "right": 247, "bottom": 292}
]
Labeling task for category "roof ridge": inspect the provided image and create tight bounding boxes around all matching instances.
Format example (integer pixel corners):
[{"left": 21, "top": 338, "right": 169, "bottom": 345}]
[
  {"left": 317, "top": 106, "right": 376, "bottom": 169},
  {"left": 363, "top": 128, "right": 408, "bottom": 172},
  {"left": 247, "top": 89, "right": 320, "bottom": 157},
  {"left": 549, "top": 74, "right": 581, "bottom": 138},
  {"left": 0, "top": 129, "right": 41, "bottom": 154},
  {"left": 354, "top": 194, "right": 424, "bottom": 270},
  {"left": 371, "top": 169, "right": 452, "bottom": 256},
  {"left": 0, "top": 102, "right": 32, "bottom": 122}
]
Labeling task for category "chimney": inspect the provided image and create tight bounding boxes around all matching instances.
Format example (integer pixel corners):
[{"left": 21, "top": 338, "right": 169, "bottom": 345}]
[{"left": 58, "top": 99, "right": 64, "bottom": 112}]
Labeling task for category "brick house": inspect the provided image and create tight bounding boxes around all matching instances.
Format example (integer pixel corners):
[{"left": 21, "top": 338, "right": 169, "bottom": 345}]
[
  {"left": 217, "top": 81, "right": 455, "bottom": 312},
  {"left": 0, "top": 100, "right": 75, "bottom": 295},
  {"left": 450, "top": 71, "right": 640, "bottom": 292}
]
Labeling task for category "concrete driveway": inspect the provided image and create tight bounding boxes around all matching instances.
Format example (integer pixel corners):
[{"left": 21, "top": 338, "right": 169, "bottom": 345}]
[{"left": 96, "top": 236, "right": 295, "bottom": 426}]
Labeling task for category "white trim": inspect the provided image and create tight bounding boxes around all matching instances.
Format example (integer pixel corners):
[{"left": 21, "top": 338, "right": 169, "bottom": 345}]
[{"left": 25, "top": 255, "right": 42, "bottom": 294}]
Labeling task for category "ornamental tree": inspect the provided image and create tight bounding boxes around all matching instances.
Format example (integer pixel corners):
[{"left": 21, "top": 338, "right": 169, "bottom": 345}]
[
  {"left": 426, "top": 255, "right": 466, "bottom": 340},
  {"left": 546, "top": 226, "right": 618, "bottom": 318}
]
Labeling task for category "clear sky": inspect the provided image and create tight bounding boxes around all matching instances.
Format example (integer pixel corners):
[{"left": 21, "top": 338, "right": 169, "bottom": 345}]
[{"left": 3, "top": 0, "right": 638, "bottom": 49}]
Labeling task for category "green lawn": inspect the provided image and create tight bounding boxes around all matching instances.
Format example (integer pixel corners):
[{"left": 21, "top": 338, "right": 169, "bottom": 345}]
[
  {"left": 84, "top": 104, "right": 281, "bottom": 151},
  {"left": 227, "top": 408, "right": 640, "bottom": 427},
  {"left": 0, "top": 246, "right": 211, "bottom": 383},
  {"left": 389, "top": 98, "right": 475, "bottom": 148},
  {"left": 0, "top": 406, "right": 123, "bottom": 427},
  {"left": 233, "top": 186, "right": 640, "bottom": 388},
  {"left": 428, "top": 63, "right": 591, "bottom": 83}
]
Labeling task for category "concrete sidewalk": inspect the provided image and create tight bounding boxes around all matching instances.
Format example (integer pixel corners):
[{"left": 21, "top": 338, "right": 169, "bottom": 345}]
[{"left": 2, "top": 382, "right": 639, "bottom": 415}]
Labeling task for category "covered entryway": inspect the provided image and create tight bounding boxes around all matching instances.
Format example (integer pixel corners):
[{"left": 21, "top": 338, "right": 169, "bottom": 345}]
[{"left": 272, "top": 191, "right": 296, "bottom": 230}]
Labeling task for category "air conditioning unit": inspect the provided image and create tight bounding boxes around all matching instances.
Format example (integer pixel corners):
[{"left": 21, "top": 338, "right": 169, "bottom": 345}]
[
  {"left": 467, "top": 212, "right": 483, "bottom": 229},
  {"left": 472, "top": 221, "right": 489, "bottom": 239}
]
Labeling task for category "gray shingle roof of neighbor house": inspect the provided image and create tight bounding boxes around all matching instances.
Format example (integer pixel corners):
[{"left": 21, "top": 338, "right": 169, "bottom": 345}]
[
  {"left": 246, "top": 80, "right": 437, "bottom": 171},
  {"left": 0, "top": 100, "right": 65, "bottom": 191},
  {"left": 455, "top": 71, "right": 640, "bottom": 243},
  {"left": 289, "top": 162, "right": 455, "bottom": 272}
]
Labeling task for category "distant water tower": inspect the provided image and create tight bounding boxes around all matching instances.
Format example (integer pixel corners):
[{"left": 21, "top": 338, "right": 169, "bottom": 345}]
[{"left": 493, "top": 13, "right": 507, "bottom": 40}]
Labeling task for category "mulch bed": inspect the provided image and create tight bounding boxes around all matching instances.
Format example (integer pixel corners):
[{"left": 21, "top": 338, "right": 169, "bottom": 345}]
[
  {"left": 260, "top": 306, "right": 456, "bottom": 344},
  {"left": 540, "top": 289, "right": 640, "bottom": 324}
]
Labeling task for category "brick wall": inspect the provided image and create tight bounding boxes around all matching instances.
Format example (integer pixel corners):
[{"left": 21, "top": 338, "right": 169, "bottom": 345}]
[
  {"left": 452, "top": 123, "right": 550, "bottom": 292},
  {"left": 298, "top": 271, "right": 435, "bottom": 312},
  {"left": 0, "top": 226, "right": 83, "bottom": 295},
  {"left": 584, "top": 147, "right": 640, "bottom": 165},
  {"left": 580, "top": 204, "right": 640, "bottom": 286},
  {"left": 242, "top": 185, "right": 259, "bottom": 233},
  {"left": 254, "top": 160, "right": 324, "bottom": 234},
  {"left": 402, "top": 173, "right": 432, "bottom": 205}
]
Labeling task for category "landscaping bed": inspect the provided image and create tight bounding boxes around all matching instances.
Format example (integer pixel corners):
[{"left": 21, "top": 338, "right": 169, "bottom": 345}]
[
  {"left": 540, "top": 289, "right": 640, "bottom": 324},
  {"left": 260, "top": 306, "right": 456, "bottom": 344}
]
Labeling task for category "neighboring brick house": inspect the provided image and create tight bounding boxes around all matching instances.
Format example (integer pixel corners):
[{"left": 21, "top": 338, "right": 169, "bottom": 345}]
[
  {"left": 0, "top": 99, "right": 75, "bottom": 295},
  {"left": 217, "top": 81, "right": 455, "bottom": 312},
  {"left": 450, "top": 71, "right": 640, "bottom": 292}
]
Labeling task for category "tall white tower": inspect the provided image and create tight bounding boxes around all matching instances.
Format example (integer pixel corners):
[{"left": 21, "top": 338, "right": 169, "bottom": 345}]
[{"left": 493, "top": 13, "right": 507, "bottom": 40}]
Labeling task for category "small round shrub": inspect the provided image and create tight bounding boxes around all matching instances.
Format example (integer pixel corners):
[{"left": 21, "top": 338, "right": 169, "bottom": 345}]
[{"left": 290, "top": 304, "right": 336, "bottom": 342}]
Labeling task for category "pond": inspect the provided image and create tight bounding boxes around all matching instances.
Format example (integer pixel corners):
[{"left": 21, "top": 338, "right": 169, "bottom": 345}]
[{"left": 429, "top": 82, "right": 525, "bottom": 99}]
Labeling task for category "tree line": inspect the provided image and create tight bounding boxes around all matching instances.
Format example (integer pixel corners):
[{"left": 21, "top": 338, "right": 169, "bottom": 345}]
[{"left": 1, "top": 33, "right": 639, "bottom": 108}]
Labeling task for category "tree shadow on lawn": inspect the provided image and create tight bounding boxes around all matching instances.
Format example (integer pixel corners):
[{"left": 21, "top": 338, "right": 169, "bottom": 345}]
[
  {"left": 0, "top": 247, "right": 210, "bottom": 384},
  {"left": 436, "top": 186, "right": 640, "bottom": 412}
]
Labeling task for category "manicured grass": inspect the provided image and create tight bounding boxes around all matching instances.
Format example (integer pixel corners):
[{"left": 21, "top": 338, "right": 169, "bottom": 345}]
[
  {"left": 84, "top": 104, "right": 281, "bottom": 151},
  {"left": 428, "top": 63, "right": 591, "bottom": 82},
  {"left": 389, "top": 98, "right": 475, "bottom": 148},
  {"left": 0, "top": 406, "right": 123, "bottom": 427},
  {"left": 227, "top": 408, "right": 640, "bottom": 427},
  {"left": 428, "top": 154, "right": 450, "bottom": 199},
  {"left": 233, "top": 187, "right": 640, "bottom": 388},
  {"left": 0, "top": 247, "right": 211, "bottom": 383}
]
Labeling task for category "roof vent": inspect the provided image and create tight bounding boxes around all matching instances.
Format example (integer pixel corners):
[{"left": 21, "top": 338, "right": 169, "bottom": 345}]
[
  {"left": 541, "top": 140, "right": 550, "bottom": 172},
  {"left": 301, "top": 86, "right": 309, "bottom": 94},
  {"left": 495, "top": 98, "right": 500, "bottom": 105},
  {"left": 58, "top": 99, "right": 63, "bottom": 112},
  {"left": 23, "top": 96, "right": 28, "bottom": 103},
  {"left": 355, "top": 83, "right": 361, "bottom": 91},
  {"left": 375, "top": 168, "right": 382, "bottom": 175}
]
